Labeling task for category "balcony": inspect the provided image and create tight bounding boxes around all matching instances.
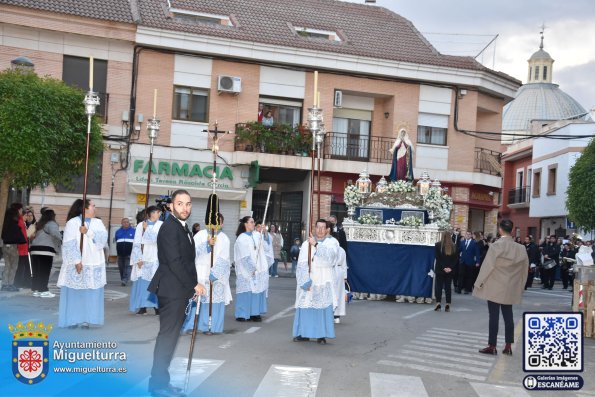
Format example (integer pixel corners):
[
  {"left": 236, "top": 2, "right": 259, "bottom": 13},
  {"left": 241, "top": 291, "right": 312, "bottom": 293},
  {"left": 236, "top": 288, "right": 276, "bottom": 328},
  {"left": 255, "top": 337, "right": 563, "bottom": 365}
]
[
  {"left": 323, "top": 131, "right": 393, "bottom": 163},
  {"left": 507, "top": 186, "right": 530, "bottom": 208},
  {"left": 474, "top": 147, "right": 502, "bottom": 176},
  {"left": 234, "top": 122, "right": 311, "bottom": 155}
]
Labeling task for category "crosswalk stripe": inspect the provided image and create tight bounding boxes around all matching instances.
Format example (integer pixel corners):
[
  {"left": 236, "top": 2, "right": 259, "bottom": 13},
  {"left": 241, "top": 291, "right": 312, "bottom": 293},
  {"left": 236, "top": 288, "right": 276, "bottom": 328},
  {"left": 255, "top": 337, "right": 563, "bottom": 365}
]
[
  {"left": 426, "top": 329, "right": 504, "bottom": 342},
  {"left": 377, "top": 360, "right": 486, "bottom": 381},
  {"left": 253, "top": 365, "right": 321, "bottom": 397},
  {"left": 421, "top": 332, "right": 503, "bottom": 345},
  {"left": 394, "top": 351, "right": 494, "bottom": 367},
  {"left": 414, "top": 336, "right": 483, "bottom": 347},
  {"left": 431, "top": 327, "right": 503, "bottom": 338},
  {"left": 385, "top": 356, "right": 490, "bottom": 374},
  {"left": 370, "top": 372, "right": 429, "bottom": 397},
  {"left": 470, "top": 382, "right": 531, "bottom": 396},
  {"left": 408, "top": 340, "right": 496, "bottom": 355},
  {"left": 120, "top": 358, "right": 224, "bottom": 396},
  {"left": 244, "top": 327, "right": 261, "bottom": 334}
]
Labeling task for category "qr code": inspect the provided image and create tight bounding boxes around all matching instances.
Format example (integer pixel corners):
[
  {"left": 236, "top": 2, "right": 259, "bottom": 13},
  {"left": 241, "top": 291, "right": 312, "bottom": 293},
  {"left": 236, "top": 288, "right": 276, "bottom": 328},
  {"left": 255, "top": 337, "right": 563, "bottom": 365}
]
[{"left": 523, "top": 312, "right": 583, "bottom": 372}]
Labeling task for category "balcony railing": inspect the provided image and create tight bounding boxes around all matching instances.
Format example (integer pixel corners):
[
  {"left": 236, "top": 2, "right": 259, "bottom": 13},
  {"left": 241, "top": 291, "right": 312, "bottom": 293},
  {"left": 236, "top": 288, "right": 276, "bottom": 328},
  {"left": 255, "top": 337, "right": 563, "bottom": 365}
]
[
  {"left": 474, "top": 147, "right": 502, "bottom": 176},
  {"left": 323, "top": 131, "right": 394, "bottom": 163},
  {"left": 508, "top": 187, "right": 530, "bottom": 205}
]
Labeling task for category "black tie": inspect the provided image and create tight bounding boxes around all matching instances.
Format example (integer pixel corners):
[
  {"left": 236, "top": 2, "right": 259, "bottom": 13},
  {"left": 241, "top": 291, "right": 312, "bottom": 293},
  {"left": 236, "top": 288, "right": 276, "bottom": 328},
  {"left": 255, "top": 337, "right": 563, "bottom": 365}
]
[{"left": 184, "top": 224, "right": 193, "bottom": 243}]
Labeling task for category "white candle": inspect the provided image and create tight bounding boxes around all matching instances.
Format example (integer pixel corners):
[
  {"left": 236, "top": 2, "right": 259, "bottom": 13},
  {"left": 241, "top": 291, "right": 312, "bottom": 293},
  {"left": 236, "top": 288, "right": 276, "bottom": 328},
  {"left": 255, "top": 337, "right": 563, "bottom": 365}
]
[
  {"left": 153, "top": 89, "right": 157, "bottom": 118},
  {"left": 313, "top": 71, "right": 318, "bottom": 107},
  {"left": 89, "top": 57, "right": 94, "bottom": 91}
]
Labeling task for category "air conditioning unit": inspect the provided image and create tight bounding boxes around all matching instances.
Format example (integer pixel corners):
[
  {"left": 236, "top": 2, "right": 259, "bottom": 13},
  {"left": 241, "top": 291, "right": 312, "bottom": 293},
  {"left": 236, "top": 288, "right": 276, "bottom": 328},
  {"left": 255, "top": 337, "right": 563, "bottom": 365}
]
[
  {"left": 334, "top": 90, "right": 343, "bottom": 107},
  {"left": 217, "top": 75, "right": 242, "bottom": 94}
]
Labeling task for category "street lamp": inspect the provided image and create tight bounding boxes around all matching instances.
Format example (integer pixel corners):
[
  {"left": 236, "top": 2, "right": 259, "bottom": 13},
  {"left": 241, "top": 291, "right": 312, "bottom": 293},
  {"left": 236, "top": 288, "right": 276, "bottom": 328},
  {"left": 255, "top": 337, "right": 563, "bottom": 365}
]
[
  {"left": 144, "top": 114, "right": 160, "bottom": 212},
  {"left": 356, "top": 169, "right": 372, "bottom": 198},
  {"left": 11, "top": 56, "right": 34, "bottom": 72},
  {"left": 417, "top": 171, "right": 431, "bottom": 196}
]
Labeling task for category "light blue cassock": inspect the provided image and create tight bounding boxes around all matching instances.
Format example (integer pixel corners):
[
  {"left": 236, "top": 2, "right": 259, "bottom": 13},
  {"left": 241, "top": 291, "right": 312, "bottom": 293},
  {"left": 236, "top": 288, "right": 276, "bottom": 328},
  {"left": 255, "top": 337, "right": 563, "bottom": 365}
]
[
  {"left": 234, "top": 231, "right": 271, "bottom": 319},
  {"left": 129, "top": 220, "right": 162, "bottom": 312},
  {"left": 57, "top": 217, "right": 108, "bottom": 327},
  {"left": 293, "top": 237, "right": 339, "bottom": 338},
  {"left": 183, "top": 229, "right": 232, "bottom": 333}
]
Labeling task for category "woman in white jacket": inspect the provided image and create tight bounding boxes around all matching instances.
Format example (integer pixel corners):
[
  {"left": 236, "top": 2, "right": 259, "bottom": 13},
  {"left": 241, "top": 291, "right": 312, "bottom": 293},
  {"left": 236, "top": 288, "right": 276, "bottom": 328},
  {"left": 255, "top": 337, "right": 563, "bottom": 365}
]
[{"left": 129, "top": 206, "right": 162, "bottom": 315}]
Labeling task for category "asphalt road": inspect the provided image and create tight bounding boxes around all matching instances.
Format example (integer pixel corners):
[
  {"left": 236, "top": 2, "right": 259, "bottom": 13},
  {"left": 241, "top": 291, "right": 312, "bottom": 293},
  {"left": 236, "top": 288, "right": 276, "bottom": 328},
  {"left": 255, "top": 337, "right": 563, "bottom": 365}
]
[{"left": 1, "top": 265, "right": 594, "bottom": 397}]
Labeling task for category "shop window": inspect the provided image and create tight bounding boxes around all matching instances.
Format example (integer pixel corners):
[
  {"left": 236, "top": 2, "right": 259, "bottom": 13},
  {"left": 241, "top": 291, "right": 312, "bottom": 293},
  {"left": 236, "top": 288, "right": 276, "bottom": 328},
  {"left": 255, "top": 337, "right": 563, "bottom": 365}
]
[
  {"left": 259, "top": 97, "right": 302, "bottom": 127},
  {"left": 547, "top": 165, "right": 557, "bottom": 195},
  {"left": 173, "top": 86, "right": 209, "bottom": 122},
  {"left": 63, "top": 55, "right": 108, "bottom": 122},
  {"left": 532, "top": 170, "right": 541, "bottom": 197}
]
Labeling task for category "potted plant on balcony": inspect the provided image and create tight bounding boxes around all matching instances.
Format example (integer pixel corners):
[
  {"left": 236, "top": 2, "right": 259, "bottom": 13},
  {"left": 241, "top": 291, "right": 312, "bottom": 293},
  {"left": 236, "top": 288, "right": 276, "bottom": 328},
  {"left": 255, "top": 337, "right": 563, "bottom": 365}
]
[{"left": 235, "top": 123, "right": 257, "bottom": 152}]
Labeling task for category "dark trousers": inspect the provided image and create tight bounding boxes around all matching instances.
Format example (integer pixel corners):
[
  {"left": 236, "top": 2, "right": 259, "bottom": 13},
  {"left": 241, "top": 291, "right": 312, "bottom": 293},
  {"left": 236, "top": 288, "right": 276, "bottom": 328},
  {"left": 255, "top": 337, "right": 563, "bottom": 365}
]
[
  {"left": 13, "top": 255, "right": 32, "bottom": 289},
  {"left": 435, "top": 274, "right": 452, "bottom": 304},
  {"left": 487, "top": 300, "right": 514, "bottom": 346},
  {"left": 31, "top": 255, "right": 53, "bottom": 292},
  {"left": 452, "top": 261, "right": 460, "bottom": 289},
  {"left": 149, "top": 296, "right": 189, "bottom": 391},
  {"left": 458, "top": 264, "right": 475, "bottom": 292},
  {"left": 560, "top": 266, "right": 571, "bottom": 289},
  {"left": 525, "top": 271, "right": 535, "bottom": 289},
  {"left": 118, "top": 255, "right": 132, "bottom": 283},
  {"left": 542, "top": 265, "right": 557, "bottom": 288}
]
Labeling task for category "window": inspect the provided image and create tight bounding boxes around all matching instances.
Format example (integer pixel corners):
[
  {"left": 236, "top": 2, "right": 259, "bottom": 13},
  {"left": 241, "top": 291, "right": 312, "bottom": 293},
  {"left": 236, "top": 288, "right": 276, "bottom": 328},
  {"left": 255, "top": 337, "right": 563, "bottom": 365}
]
[
  {"left": 63, "top": 55, "right": 108, "bottom": 122},
  {"left": 173, "top": 86, "right": 209, "bottom": 122},
  {"left": 294, "top": 26, "right": 342, "bottom": 42},
  {"left": 332, "top": 117, "right": 370, "bottom": 160},
  {"left": 55, "top": 150, "right": 103, "bottom": 195},
  {"left": 259, "top": 97, "right": 302, "bottom": 127},
  {"left": 417, "top": 113, "right": 448, "bottom": 146},
  {"left": 534, "top": 66, "right": 540, "bottom": 81},
  {"left": 529, "top": 67, "right": 532, "bottom": 81},
  {"left": 532, "top": 170, "right": 541, "bottom": 197},
  {"left": 516, "top": 170, "right": 524, "bottom": 188},
  {"left": 543, "top": 66, "right": 548, "bottom": 80},
  {"left": 170, "top": 9, "right": 234, "bottom": 27},
  {"left": 547, "top": 165, "right": 557, "bottom": 195}
]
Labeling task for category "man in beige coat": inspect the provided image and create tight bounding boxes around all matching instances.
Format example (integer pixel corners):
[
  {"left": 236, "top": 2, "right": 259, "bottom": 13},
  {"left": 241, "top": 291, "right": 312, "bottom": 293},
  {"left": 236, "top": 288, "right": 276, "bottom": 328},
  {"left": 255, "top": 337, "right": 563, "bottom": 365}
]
[{"left": 473, "top": 219, "right": 528, "bottom": 356}]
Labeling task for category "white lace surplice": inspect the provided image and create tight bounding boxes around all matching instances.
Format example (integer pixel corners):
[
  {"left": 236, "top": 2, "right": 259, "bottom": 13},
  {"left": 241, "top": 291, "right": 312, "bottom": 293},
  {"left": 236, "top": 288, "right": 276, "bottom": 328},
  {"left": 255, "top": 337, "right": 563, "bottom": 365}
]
[
  {"left": 194, "top": 229, "right": 232, "bottom": 305},
  {"left": 58, "top": 217, "right": 107, "bottom": 290},
  {"left": 130, "top": 221, "right": 162, "bottom": 282},
  {"left": 295, "top": 238, "right": 339, "bottom": 310},
  {"left": 234, "top": 232, "right": 269, "bottom": 294}
]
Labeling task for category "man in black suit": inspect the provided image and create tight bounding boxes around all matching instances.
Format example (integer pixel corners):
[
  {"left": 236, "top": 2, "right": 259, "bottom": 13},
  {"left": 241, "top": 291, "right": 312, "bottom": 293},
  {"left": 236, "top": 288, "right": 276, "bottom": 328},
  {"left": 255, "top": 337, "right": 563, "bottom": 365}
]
[
  {"left": 148, "top": 189, "right": 206, "bottom": 397},
  {"left": 328, "top": 215, "right": 348, "bottom": 251},
  {"left": 451, "top": 228, "right": 462, "bottom": 291}
]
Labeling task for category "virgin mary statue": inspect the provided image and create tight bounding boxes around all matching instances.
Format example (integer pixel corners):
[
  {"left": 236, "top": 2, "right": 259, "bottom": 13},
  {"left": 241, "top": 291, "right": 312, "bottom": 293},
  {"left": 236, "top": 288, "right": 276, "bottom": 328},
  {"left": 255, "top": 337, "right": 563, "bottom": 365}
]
[{"left": 388, "top": 128, "right": 414, "bottom": 182}]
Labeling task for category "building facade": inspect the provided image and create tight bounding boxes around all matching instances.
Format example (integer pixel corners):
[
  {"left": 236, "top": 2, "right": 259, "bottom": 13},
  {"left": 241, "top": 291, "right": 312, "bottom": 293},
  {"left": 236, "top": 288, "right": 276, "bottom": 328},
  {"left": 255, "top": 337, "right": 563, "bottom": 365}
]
[{"left": 2, "top": 0, "right": 521, "bottom": 252}]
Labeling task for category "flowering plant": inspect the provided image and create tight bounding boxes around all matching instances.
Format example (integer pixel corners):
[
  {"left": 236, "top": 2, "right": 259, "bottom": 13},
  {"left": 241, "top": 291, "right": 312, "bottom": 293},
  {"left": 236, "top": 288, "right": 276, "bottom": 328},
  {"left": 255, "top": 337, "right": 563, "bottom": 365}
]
[
  {"left": 358, "top": 213, "right": 382, "bottom": 225},
  {"left": 385, "top": 218, "right": 399, "bottom": 225},
  {"left": 386, "top": 180, "right": 416, "bottom": 194},
  {"left": 424, "top": 187, "right": 453, "bottom": 221},
  {"left": 344, "top": 184, "right": 362, "bottom": 209},
  {"left": 398, "top": 216, "right": 424, "bottom": 228}
]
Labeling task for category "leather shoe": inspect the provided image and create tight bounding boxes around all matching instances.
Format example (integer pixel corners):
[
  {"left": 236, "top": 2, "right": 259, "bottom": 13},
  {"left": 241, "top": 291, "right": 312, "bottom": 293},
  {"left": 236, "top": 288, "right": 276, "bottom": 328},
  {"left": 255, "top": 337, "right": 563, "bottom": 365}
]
[
  {"left": 317, "top": 338, "right": 327, "bottom": 344},
  {"left": 502, "top": 343, "right": 513, "bottom": 356},
  {"left": 293, "top": 336, "right": 309, "bottom": 342},
  {"left": 250, "top": 315, "right": 262, "bottom": 322},
  {"left": 434, "top": 304, "right": 441, "bottom": 311},
  {"left": 478, "top": 345, "right": 497, "bottom": 355},
  {"left": 235, "top": 317, "right": 248, "bottom": 322},
  {"left": 445, "top": 304, "right": 450, "bottom": 312}
]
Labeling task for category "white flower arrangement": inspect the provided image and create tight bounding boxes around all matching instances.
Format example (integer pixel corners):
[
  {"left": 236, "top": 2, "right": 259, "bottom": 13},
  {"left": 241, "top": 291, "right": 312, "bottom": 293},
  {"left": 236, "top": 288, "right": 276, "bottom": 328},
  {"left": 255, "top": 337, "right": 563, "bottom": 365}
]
[
  {"left": 344, "top": 184, "right": 362, "bottom": 209},
  {"left": 398, "top": 216, "right": 424, "bottom": 228},
  {"left": 424, "top": 187, "right": 453, "bottom": 221},
  {"left": 386, "top": 180, "right": 416, "bottom": 194},
  {"left": 358, "top": 213, "right": 382, "bottom": 225}
]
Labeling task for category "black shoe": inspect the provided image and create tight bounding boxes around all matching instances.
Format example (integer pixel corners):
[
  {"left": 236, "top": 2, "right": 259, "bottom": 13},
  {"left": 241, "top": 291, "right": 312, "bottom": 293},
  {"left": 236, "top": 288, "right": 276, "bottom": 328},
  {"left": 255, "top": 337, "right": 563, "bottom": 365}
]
[
  {"left": 434, "top": 304, "right": 441, "bottom": 311},
  {"left": 67, "top": 324, "right": 78, "bottom": 329},
  {"left": 236, "top": 317, "right": 248, "bottom": 322},
  {"left": 136, "top": 308, "right": 147, "bottom": 315},
  {"left": 250, "top": 315, "right": 262, "bottom": 322},
  {"left": 121, "top": 282, "right": 126, "bottom": 286},
  {"left": 293, "top": 336, "right": 309, "bottom": 342},
  {"left": 154, "top": 308, "right": 160, "bottom": 315},
  {"left": 445, "top": 304, "right": 450, "bottom": 312},
  {"left": 317, "top": 338, "right": 327, "bottom": 344}
]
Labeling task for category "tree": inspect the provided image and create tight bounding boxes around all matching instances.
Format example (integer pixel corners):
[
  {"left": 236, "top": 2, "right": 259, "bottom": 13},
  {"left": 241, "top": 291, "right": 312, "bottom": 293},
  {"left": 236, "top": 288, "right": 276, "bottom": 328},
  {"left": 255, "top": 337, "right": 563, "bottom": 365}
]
[
  {"left": 0, "top": 69, "right": 103, "bottom": 231},
  {"left": 566, "top": 138, "right": 595, "bottom": 232}
]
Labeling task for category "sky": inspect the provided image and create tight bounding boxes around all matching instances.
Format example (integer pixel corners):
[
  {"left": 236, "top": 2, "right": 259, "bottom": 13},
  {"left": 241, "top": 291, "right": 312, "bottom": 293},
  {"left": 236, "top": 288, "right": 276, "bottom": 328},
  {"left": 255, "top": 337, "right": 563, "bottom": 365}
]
[{"left": 348, "top": 0, "right": 595, "bottom": 110}]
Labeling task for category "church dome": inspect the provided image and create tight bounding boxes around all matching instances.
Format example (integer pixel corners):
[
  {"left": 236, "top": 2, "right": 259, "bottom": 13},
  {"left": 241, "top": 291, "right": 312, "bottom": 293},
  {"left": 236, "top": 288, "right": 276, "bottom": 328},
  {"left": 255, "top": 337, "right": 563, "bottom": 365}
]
[
  {"left": 529, "top": 48, "right": 552, "bottom": 61},
  {"left": 502, "top": 83, "right": 588, "bottom": 132}
]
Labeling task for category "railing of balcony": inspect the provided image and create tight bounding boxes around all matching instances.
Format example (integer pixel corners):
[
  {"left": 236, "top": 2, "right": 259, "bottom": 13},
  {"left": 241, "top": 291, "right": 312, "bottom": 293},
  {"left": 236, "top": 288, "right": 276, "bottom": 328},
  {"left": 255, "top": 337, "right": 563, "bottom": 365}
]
[
  {"left": 508, "top": 187, "right": 531, "bottom": 205},
  {"left": 323, "top": 131, "right": 394, "bottom": 164},
  {"left": 474, "top": 147, "right": 502, "bottom": 176}
]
